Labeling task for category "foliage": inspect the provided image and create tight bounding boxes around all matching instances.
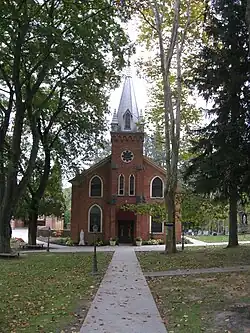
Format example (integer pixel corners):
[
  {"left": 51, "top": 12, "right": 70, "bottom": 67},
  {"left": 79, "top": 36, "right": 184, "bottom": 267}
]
[
  {"left": 63, "top": 210, "right": 71, "bottom": 228},
  {"left": 63, "top": 187, "right": 72, "bottom": 211},
  {"left": 136, "top": 0, "right": 205, "bottom": 167},
  {"left": 121, "top": 202, "right": 165, "bottom": 221},
  {"left": 181, "top": 189, "right": 228, "bottom": 228},
  {"left": 184, "top": 0, "right": 250, "bottom": 247},
  {"left": 65, "top": 237, "right": 74, "bottom": 246},
  {"left": 62, "top": 187, "right": 71, "bottom": 227},
  {"left": 39, "top": 160, "right": 65, "bottom": 217},
  {"left": 131, "top": 0, "right": 206, "bottom": 253},
  {"left": 142, "top": 238, "right": 164, "bottom": 245},
  {"left": 0, "top": 0, "right": 130, "bottom": 252},
  {"left": 0, "top": 253, "right": 112, "bottom": 333}
]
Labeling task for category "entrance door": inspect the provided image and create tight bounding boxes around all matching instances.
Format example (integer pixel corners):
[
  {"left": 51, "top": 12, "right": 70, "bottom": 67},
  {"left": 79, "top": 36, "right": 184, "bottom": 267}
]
[{"left": 118, "top": 220, "right": 134, "bottom": 243}]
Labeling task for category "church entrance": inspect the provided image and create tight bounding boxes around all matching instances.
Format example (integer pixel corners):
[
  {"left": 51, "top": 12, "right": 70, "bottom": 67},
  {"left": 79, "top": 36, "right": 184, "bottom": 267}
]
[{"left": 118, "top": 220, "right": 134, "bottom": 244}]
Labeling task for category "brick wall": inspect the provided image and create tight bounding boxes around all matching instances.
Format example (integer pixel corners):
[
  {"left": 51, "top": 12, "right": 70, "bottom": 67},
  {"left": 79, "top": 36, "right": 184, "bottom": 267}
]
[{"left": 70, "top": 132, "right": 182, "bottom": 244}]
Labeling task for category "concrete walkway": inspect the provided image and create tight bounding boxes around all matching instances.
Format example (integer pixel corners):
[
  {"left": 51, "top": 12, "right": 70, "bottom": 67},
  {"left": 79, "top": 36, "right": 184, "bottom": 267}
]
[
  {"left": 144, "top": 265, "right": 250, "bottom": 277},
  {"left": 185, "top": 236, "right": 207, "bottom": 246},
  {"left": 80, "top": 247, "right": 167, "bottom": 333}
]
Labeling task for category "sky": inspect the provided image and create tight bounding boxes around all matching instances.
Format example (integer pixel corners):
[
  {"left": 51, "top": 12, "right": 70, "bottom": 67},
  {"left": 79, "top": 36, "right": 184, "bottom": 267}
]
[{"left": 108, "top": 18, "right": 148, "bottom": 121}]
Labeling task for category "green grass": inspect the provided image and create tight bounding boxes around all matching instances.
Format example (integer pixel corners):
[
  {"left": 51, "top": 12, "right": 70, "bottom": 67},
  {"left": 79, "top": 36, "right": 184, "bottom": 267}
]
[
  {"left": 148, "top": 272, "right": 250, "bottom": 332},
  {"left": 190, "top": 234, "right": 250, "bottom": 243},
  {"left": 137, "top": 245, "right": 250, "bottom": 271},
  {"left": 0, "top": 252, "right": 112, "bottom": 333}
]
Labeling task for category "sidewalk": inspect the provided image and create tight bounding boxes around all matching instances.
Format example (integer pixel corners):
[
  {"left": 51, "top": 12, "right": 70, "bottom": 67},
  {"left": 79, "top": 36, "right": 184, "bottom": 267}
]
[
  {"left": 80, "top": 247, "right": 167, "bottom": 333},
  {"left": 144, "top": 265, "right": 250, "bottom": 277},
  {"left": 185, "top": 236, "right": 207, "bottom": 246}
]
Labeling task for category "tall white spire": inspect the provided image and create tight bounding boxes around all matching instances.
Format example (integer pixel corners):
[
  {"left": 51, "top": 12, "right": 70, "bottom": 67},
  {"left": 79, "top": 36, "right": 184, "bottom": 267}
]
[{"left": 114, "top": 69, "right": 140, "bottom": 132}]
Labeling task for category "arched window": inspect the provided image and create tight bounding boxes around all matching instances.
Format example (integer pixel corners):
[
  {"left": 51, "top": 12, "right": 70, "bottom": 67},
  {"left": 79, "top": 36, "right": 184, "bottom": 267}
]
[
  {"left": 89, "top": 176, "right": 102, "bottom": 197},
  {"left": 151, "top": 177, "right": 163, "bottom": 198},
  {"left": 129, "top": 174, "right": 135, "bottom": 196},
  {"left": 118, "top": 174, "right": 125, "bottom": 196},
  {"left": 88, "top": 205, "right": 102, "bottom": 232},
  {"left": 150, "top": 216, "right": 164, "bottom": 233},
  {"left": 124, "top": 110, "right": 131, "bottom": 130}
]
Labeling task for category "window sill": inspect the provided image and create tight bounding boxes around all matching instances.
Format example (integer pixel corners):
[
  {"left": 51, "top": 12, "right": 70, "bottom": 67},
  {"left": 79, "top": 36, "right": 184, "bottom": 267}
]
[
  {"left": 89, "top": 196, "right": 103, "bottom": 198},
  {"left": 88, "top": 231, "right": 103, "bottom": 233},
  {"left": 150, "top": 197, "right": 164, "bottom": 199},
  {"left": 150, "top": 232, "right": 164, "bottom": 234}
]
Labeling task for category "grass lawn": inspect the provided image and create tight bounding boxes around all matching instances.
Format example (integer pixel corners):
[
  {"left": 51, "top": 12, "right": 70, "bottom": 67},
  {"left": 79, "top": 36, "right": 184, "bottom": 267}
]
[
  {"left": 0, "top": 252, "right": 112, "bottom": 333},
  {"left": 190, "top": 234, "right": 250, "bottom": 243},
  {"left": 137, "top": 245, "right": 250, "bottom": 271},
  {"left": 148, "top": 272, "right": 250, "bottom": 332}
]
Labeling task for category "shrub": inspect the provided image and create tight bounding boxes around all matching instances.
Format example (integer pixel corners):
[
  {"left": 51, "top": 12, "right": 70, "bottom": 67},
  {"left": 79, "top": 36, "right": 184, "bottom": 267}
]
[
  {"left": 65, "top": 237, "right": 74, "bottom": 246},
  {"left": 52, "top": 230, "right": 63, "bottom": 237},
  {"left": 143, "top": 238, "right": 164, "bottom": 245}
]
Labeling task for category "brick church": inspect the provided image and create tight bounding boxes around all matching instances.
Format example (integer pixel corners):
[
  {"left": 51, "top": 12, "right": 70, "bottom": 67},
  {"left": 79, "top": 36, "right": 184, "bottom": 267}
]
[{"left": 70, "top": 73, "right": 181, "bottom": 245}]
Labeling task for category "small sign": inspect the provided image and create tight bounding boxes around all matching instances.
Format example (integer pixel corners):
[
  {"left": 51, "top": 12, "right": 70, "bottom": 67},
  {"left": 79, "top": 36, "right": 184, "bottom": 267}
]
[{"left": 165, "top": 223, "right": 174, "bottom": 227}]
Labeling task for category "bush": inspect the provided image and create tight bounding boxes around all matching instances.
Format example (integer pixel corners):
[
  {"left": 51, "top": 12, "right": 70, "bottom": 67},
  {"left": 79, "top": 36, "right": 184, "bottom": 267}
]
[
  {"left": 65, "top": 237, "right": 74, "bottom": 246},
  {"left": 52, "top": 230, "right": 63, "bottom": 237},
  {"left": 143, "top": 238, "right": 164, "bottom": 245}
]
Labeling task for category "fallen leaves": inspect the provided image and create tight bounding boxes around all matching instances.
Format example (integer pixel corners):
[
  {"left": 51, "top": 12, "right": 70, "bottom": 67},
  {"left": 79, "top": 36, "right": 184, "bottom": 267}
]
[{"left": 0, "top": 252, "right": 112, "bottom": 333}]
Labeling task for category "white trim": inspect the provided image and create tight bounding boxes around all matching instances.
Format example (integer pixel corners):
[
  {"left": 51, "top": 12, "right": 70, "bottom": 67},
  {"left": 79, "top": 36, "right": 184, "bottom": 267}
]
[
  {"left": 88, "top": 204, "right": 103, "bottom": 233},
  {"left": 89, "top": 175, "right": 103, "bottom": 198},
  {"left": 150, "top": 176, "right": 164, "bottom": 198},
  {"left": 149, "top": 216, "right": 164, "bottom": 234},
  {"left": 118, "top": 174, "right": 125, "bottom": 196},
  {"left": 129, "top": 174, "right": 135, "bottom": 196}
]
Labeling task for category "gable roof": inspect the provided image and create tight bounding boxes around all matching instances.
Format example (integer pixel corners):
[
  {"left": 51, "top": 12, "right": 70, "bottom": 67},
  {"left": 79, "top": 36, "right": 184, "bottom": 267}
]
[
  {"left": 143, "top": 156, "right": 166, "bottom": 175},
  {"left": 69, "top": 155, "right": 111, "bottom": 184}
]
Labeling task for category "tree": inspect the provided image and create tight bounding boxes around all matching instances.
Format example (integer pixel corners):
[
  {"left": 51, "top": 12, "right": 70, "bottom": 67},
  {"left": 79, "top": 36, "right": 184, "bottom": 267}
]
[
  {"left": 184, "top": 0, "right": 250, "bottom": 247},
  {"left": 0, "top": 0, "right": 130, "bottom": 252},
  {"left": 132, "top": 0, "right": 205, "bottom": 253},
  {"left": 39, "top": 160, "right": 65, "bottom": 217}
]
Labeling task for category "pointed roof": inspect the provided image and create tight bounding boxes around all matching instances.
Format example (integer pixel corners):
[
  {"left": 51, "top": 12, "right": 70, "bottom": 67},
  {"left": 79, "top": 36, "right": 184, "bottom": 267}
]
[
  {"left": 116, "top": 71, "right": 140, "bottom": 132},
  {"left": 111, "top": 109, "right": 118, "bottom": 124}
]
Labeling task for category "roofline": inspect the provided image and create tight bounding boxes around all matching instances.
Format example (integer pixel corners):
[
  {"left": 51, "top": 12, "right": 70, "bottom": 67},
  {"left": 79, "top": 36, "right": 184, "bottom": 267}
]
[
  {"left": 143, "top": 156, "right": 166, "bottom": 175},
  {"left": 69, "top": 155, "right": 111, "bottom": 183}
]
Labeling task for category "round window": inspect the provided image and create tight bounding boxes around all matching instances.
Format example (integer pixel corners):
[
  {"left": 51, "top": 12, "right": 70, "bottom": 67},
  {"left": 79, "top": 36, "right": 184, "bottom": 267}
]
[{"left": 121, "top": 150, "right": 134, "bottom": 163}]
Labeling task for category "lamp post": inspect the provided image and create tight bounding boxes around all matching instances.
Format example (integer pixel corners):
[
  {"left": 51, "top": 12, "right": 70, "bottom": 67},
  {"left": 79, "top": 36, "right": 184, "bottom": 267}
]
[
  {"left": 92, "top": 224, "right": 98, "bottom": 275},
  {"left": 47, "top": 227, "right": 51, "bottom": 252}
]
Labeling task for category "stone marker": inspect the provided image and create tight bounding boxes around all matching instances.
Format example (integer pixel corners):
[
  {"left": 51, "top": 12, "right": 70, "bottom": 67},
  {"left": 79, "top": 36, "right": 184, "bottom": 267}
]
[{"left": 79, "top": 229, "right": 85, "bottom": 246}]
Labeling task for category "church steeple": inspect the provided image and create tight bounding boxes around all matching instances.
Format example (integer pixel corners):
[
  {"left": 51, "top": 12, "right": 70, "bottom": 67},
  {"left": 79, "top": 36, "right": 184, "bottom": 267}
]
[{"left": 111, "top": 68, "right": 141, "bottom": 132}]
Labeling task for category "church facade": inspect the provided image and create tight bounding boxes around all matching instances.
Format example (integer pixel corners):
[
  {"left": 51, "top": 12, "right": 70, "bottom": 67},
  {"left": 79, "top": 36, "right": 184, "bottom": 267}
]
[{"left": 70, "top": 73, "right": 181, "bottom": 245}]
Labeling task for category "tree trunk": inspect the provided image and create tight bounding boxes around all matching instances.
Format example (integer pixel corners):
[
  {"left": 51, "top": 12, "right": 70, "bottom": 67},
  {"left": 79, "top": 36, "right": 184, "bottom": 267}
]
[
  {"left": 27, "top": 149, "right": 51, "bottom": 245},
  {"left": 165, "top": 191, "right": 177, "bottom": 254},
  {"left": 0, "top": 210, "right": 12, "bottom": 253},
  {"left": 28, "top": 211, "right": 38, "bottom": 245},
  {"left": 228, "top": 189, "right": 238, "bottom": 247}
]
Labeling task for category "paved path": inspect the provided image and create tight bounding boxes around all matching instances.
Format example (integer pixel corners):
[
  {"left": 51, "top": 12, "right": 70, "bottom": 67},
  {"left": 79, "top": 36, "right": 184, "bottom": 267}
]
[
  {"left": 12, "top": 228, "right": 250, "bottom": 254},
  {"left": 185, "top": 236, "right": 207, "bottom": 246},
  {"left": 80, "top": 247, "right": 167, "bottom": 333},
  {"left": 144, "top": 265, "right": 250, "bottom": 277}
]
